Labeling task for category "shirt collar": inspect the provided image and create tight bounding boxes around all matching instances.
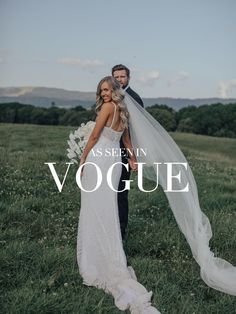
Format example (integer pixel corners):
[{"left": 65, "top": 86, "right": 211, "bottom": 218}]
[{"left": 123, "top": 84, "right": 129, "bottom": 91}]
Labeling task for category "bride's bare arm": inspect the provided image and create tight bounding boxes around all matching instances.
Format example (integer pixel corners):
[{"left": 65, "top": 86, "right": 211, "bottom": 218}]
[{"left": 81, "top": 103, "right": 111, "bottom": 160}]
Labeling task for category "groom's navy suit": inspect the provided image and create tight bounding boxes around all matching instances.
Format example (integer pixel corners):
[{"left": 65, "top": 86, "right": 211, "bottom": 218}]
[{"left": 118, "top": 86, "right": 144, "bottom": 240}]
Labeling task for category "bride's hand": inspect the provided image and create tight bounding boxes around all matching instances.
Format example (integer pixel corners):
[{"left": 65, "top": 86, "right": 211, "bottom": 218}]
[
  {"left": 128, "top": 158, "right": 138, "bottom": 172},
  {"left": 79, "top": 156, "right": 86, "bottom": 176}
]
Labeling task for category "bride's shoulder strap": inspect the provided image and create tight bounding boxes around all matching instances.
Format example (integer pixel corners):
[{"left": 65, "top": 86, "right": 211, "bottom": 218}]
[{"left": 110, "top": 102, "right": 117, "bottom": 129}]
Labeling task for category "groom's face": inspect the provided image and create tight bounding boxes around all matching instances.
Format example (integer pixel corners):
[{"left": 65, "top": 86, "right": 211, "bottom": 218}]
[{"left": 113, "top": 70, "right": 129, "bottom": 89}]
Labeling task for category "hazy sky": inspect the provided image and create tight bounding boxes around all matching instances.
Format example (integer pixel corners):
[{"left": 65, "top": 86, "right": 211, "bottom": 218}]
[{"left": 0, "top": 0, "right": 236, "bottom": 98}]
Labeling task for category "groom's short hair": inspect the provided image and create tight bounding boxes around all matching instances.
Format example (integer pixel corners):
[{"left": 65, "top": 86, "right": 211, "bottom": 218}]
[{"left": 112, "top": 64, "right": 130, "bottom": 78}]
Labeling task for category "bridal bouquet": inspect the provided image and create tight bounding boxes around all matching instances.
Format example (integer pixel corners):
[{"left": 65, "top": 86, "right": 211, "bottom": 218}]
[{"left": 67, "top": 120, "right": 95, "bottom": 164}]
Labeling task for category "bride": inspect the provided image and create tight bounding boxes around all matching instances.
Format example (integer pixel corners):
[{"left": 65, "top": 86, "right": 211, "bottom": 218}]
[
  {"left": 77, "top": 76, "right": 160, "bottom": 313},
  {"left": 77, "top": 76, "right": 236, "bottom": 313}
]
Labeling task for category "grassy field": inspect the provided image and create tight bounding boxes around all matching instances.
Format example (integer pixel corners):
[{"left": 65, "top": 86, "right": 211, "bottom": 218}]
[{"left": 0, "top": 123, "right": 236, "bottom": 314}]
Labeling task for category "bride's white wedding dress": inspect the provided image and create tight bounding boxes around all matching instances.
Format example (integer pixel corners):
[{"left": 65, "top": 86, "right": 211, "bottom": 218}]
[{"left": 77, "top": 103, "right": 160, "bottom": 313}]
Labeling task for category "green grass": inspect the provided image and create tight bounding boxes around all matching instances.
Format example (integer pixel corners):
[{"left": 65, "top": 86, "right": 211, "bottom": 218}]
[{"left": 1, "top": 123, "right": 236, "bottom": 314}]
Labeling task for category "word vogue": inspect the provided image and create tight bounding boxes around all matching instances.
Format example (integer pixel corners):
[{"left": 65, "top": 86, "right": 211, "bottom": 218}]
[{"left": 45, "top": 162, "right": 190, "bottom": 193}]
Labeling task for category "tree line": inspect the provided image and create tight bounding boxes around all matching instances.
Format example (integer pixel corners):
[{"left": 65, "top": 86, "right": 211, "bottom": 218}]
[
  {"left": 0, "top": 102, "right": 236, "bottom": 138},
  {"left": 0, "top": 102, "right": 96, "bottom": 127}
]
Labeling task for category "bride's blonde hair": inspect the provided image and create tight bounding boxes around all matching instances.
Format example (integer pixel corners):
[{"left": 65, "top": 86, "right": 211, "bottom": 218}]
[{"left": 96, "top": 76, "right": 129, "bottom": 129}]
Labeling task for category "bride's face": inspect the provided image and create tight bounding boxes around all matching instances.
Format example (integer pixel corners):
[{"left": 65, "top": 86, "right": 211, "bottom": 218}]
[{"left": 100, "top": 82, "right": 112, "bottom": 103}]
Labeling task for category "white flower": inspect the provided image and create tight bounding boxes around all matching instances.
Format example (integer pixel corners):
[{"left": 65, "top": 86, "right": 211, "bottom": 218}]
[
  {"left": 66, "top": 120, "right": 95, "bottom": 163},
  {"left": 69, "top": 133, "right": 76, "bottom": 141},
  {"left": 67, "top": 149, "right": 77, "bottom": 159}
]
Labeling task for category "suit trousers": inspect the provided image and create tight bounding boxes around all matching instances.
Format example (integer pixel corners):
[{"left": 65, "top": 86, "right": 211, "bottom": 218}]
[{"left": 117, "top": 156, "right": 131, "bottom": 239}]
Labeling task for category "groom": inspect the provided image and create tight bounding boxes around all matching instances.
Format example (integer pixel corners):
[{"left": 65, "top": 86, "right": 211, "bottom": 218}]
[{"left": 112, "top": 64, "right": 144, "bottom": 240}]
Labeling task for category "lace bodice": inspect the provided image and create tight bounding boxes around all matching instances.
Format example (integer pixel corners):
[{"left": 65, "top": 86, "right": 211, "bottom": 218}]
[{"left": 101, "top": 126, "right": 124, "bottom": 142}]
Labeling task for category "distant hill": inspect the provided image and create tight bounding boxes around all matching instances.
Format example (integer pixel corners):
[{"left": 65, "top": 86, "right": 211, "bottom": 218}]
[
  {"left": 0, "top": 87, "right": 95, "bottom": 109},
  {"left": 0, "top": 86, "right": 235, "bottom": 110}
]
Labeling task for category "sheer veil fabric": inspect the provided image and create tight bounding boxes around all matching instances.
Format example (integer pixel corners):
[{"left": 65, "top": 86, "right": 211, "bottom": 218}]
[{"left": 124, "top": 92, "right": 236, "bottom": 296}]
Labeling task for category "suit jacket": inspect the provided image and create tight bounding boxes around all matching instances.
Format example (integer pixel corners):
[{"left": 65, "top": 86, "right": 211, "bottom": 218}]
[
  {"left": 120, "top": 86, "right": 144, "bottom": 159},
  {"left": 125, "top": 86, "right": 144, "bottom": 108}
]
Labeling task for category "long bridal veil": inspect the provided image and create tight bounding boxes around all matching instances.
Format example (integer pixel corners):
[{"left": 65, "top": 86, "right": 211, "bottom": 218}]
[{"left": 124, "top": 92, "right": 236, "bottom": 296}]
